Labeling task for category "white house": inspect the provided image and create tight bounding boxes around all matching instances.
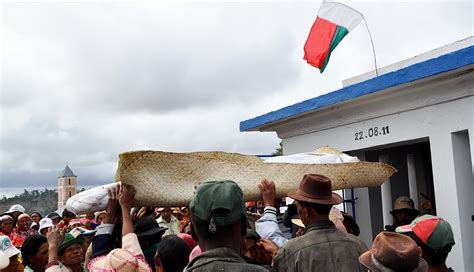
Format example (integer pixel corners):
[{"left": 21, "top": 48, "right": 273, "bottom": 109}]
[{"left": 240, "top": 37, "right": 473, "bottom": 270}]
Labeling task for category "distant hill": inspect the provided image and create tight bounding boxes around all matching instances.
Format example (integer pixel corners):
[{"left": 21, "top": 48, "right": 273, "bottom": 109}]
[{"left": 0, "top": 188, "right": 59, "bottom": 216}]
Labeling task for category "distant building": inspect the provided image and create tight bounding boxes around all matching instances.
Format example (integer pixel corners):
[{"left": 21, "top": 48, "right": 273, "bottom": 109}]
[{"left": 57, "top": 165, "right": 77, "bottom": 209}]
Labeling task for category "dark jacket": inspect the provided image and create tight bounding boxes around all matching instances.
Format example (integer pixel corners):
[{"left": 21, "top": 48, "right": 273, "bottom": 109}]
[
  {"left": 186, "top": 247, "right": 270, "bottom": 272},
  {"left": 273, "top": 220, "right": 368, "bottom": 272}
]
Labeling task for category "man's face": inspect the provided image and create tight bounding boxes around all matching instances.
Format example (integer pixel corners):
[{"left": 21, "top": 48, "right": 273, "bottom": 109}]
[
  {"left": 392, "top": 210, "right": 415, "bottom": 226},
  {"left": 17, "top": 217, "right": 31, "bottom": 231},
  {"left": 60, "top": 243, "right": 84, "bottom": 266},
  {"left": 161, "top": 208, "right": 172, "bottom": 222},
  {"left": 52, "top": 218, "right": 61, "bottom": 225},
  {"left": 1, "top": 219, "right": 13, "bottom": 233},
  {"left": 256, "top": 201, "right": 264, "bottom": 214},
  {"left": 241, "top": 238, "right": 258, "bottom": 262},
  {"left": 295, "top": 201, "right": 310, "bottom": 227}
]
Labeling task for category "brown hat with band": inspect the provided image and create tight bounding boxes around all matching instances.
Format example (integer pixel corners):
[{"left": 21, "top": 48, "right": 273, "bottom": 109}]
[
  {"left": 359, "top": 231, "right": 428, "bottom": 272},
  {"left": 287, "top": 174, "right": 343, "bottom": 205}
]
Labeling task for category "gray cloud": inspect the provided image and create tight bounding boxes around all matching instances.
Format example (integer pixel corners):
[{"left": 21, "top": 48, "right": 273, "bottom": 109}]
[{"left": 1, "top": 2, "right": 472, "bottom": 190}]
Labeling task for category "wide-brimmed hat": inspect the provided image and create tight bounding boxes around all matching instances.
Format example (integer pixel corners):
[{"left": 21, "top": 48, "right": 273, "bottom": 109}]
[
  {"left": 390, "top": 196, "right": 419, "bottom": 216},
  {"left": 4, "top": 204, "right": 25, "bottom": 215},
  {"left": 288, "top": 174, "right": 343, "bottom": 205},
  {"left": 134, "top": 216, "right": 167, "bottom": 238},
  {"left": 88, "top": 248, "right": 151, "bottom": 272},
  {"left": 39, "top": 218, "right": 54, "bottom": 232},
  {"left": 359, "top": 231, "right": 428, "bottom": 272},
  {"left": 58, "top": 233, "right": 84, "bottom": 255}
]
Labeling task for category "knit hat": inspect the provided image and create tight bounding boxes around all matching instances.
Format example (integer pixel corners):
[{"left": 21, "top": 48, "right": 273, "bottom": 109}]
[
  {"left": 189, "top": 180, "right": 247, "bottom": 233},
  {"left": 396, "top": 215, "right": 455, "bottom": 253}
]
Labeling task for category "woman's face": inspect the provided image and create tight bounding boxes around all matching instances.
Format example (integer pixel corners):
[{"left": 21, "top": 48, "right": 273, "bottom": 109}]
[
  {"left": 1, "top": 219, "right": 13, "bottom": 233},
  {"left": 17, "top": 216, "right": 31, "bottom": 231},
  {"left": 31, "top": 213, "right": 41, "bottom": 224},
  {"left": 29, "top": 242, "right": 49, "bottom": 269},
  {"left": 97, "top": 213, "right": 106, "bottom": 225}
]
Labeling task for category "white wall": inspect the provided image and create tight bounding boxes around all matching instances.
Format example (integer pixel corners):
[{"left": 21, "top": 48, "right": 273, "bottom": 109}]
[{"left": 274, "top": 71, "right": 473, "bottom": 270}]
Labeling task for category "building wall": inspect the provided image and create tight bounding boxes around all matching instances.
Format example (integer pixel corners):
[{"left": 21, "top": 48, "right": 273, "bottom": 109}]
[
  {"left": 274, "top": 71, "right": 473, "bottom": 270},
  {"left": 57, "top": 177, "right": 77, "bottom": 209}
]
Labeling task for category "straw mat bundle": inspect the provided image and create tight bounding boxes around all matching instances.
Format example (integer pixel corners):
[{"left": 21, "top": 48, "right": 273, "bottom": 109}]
[{"left": 116, "top": 150, "right": 396, "bottom": 207}]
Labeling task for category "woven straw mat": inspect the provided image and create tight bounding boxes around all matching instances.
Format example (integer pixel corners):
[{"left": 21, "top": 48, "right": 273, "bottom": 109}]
[{"left": 115, "top": 150, "right": 397, "bottom": 207}]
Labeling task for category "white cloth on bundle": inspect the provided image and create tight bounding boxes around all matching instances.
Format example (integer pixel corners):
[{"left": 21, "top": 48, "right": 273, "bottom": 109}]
[
  {"left": 264, "top": 152, "right": 359, "bottom": 164},
  {"left": 65, "top": 182, "right": 119, "bottom": 215}
]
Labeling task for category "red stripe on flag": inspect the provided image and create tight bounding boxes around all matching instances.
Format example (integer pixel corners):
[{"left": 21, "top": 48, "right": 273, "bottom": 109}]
[{"left": 303, "top": 17, "right": 338, "bottom": 69}]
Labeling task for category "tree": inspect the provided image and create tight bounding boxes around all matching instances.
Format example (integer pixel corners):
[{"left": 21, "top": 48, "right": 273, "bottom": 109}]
[{"left": 272, "top": 141, "right": 283, "bottom": 156}]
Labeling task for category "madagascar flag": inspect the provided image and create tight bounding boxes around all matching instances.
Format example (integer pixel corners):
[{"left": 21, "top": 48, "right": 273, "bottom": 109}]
[{"left": 304, "top": 2, "right": 363, "bottom": 73}]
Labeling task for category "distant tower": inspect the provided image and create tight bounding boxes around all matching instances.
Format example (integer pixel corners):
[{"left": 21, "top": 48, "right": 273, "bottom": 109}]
[{"left": 57, "top": 164, "right": 77, "bottom": 209}]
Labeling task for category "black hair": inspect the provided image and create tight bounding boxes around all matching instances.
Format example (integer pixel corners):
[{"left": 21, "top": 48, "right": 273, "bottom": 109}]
[
  {"left": 408, "top": 233, "right": 451, "bottom": 265},
  {"left": 21, "top": 235, "right": 48, "bottom": 266},
  {"left": 299, "top": 201, "right": 333, "bottom": 215},
  {"left": 62, "top": 209, "right": 76, "bottom": 218},
  {"left": 158, "top": 235, "right": 191, "bottom": 272},
  {"left": 30, "top": 212, "right": 43, "bottom": 220}
]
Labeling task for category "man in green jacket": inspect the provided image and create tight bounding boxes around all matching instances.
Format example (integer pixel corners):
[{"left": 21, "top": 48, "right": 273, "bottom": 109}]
[{"left": 185, "top": 180, "right": 270, "bottom": 271}]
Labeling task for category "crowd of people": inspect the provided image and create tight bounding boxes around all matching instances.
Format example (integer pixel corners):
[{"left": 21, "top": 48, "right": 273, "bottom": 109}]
[{"left": 0, "top": 174, "right": 456, "bottom": 271}]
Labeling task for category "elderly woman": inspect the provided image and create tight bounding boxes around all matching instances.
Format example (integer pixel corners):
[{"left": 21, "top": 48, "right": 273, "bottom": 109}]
[
  {"left": 21, "top": 235, "right": 49, "bottom": 272},
  {"left": 0, "top": 215, "right": 24, "bottom": 248},
  {"left": 14, "top": 214, "right": 38, "bottom": 245}
]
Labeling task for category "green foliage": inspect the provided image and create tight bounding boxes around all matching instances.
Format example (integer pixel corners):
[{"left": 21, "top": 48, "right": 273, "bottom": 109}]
[
  {"left": 0, "top": 188, "right": 58, "bottom": 215},
  {"left": 272, "top": 141, "right": 283, "bottom": 156}
]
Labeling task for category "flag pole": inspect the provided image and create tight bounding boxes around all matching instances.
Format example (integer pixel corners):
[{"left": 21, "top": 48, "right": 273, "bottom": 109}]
[{"left": 362, "top": 17, "right": 379, "bottom": 77}]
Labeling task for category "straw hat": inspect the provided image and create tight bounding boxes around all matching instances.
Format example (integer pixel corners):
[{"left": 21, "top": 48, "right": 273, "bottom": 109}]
[
  {"left": 359, "top": 231, "right": 428, "bottom": 272},
  {"left": 115, "top": 151, "right": 396, "bottom": 207},
  {"left": 88, "top": 248, "right": 151, "bottom": 272}
]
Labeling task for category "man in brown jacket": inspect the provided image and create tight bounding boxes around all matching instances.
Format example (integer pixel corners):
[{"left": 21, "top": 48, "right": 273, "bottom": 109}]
[{"left": 273, "top": 174, "right": 368, "bottom": 272}]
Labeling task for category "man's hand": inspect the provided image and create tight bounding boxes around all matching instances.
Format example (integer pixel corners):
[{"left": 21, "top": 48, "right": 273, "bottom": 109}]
[
  {"left": 257, "top": 238, "right": 279, "bottom": 255},
  {"left": 47, "top": 225, "right": 65, "bottom": 250},
  {"left": 103, "top": 184, "right": 120, "bottom": 224},
  {"left": 258, "top": 179, "right": 276, "bottom": 208},
  {"left": 118, "top": 184, "right": 136, "bottom": 209}
]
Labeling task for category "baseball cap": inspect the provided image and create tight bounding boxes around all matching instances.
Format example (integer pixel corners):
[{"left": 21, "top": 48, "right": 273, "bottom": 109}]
[
  {"left": 396, "top": 215, "right": 455, "bottom": 252},
  {"left": 0, "top": 236, "right": 20, "bottom": 258},
  {"left": 189, "top": 180, "right": 247, "bottom": 233}
]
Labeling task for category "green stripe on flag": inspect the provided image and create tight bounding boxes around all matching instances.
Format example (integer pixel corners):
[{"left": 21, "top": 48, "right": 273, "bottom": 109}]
[{"left": 320, "top": 26, "right": 349, "bottom": 73}]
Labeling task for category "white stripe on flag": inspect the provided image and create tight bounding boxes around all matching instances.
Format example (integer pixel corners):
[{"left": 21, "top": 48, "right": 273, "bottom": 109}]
[{"left": 318, "top": 2, "right": 363, "bottom": 32}]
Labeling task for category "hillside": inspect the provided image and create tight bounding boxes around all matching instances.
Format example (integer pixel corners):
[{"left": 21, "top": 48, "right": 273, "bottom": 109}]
[{"left": 0, "top": 189, "right": 59, "bottom": 216}]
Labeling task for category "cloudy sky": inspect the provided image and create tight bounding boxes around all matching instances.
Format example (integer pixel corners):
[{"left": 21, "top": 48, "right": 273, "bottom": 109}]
[{"left": 0, "top": 1, "right": 472, "bottom": 192}]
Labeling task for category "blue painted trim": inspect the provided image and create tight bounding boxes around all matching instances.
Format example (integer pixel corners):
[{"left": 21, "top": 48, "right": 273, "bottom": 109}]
[{"left": 240, "top": 46, "right": 474, "bottom": 131}]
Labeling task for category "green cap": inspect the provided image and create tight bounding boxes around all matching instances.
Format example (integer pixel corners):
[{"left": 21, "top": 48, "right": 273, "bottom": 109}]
[
  {"left": 189, "top": 180, "right": 247, "bottom": 233},
  {"left": 58, "top": 233, "right": 84, "bottom": 255}
]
